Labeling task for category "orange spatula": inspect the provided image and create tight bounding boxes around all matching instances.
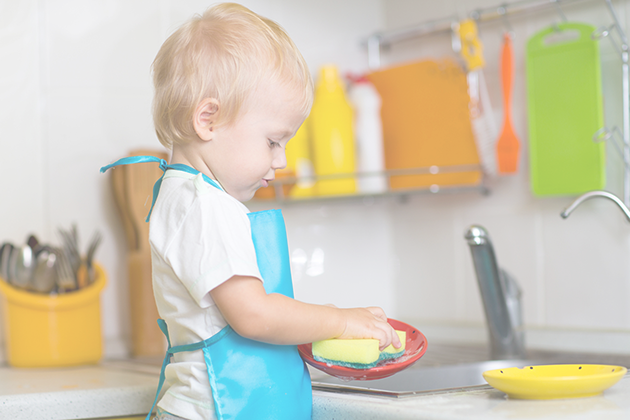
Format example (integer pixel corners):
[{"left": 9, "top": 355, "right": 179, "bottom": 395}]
[{"left": 497, "top": 32, "right": 520, "bottom": 174}]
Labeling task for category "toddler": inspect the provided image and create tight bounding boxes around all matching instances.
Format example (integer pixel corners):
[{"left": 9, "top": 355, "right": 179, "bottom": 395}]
[{"left": 102, "top": 3, "right": 399, "bottom": 419}]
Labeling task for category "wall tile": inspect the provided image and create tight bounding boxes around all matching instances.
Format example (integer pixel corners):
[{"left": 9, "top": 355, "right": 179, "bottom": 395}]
[
  {"left": 541, "top": 197, "right": 630, "bottom": 329},
  {"left": 252, "top": 198, "right": 399, "bottom": 318},
  {"left": 45, "top": 0, "right": 161, "bottom": 90},
  {"left": 0, "top": 0, "right": 45, "bottom": 243},
  {"left": 388, "top": 195, "right": 465, "bottom": 322},
  {"left": 3, "top": 0, "right": 630, "bottom": 359},
  {"left": 377, "top": 0, "right": 630, "bottom": 338}
]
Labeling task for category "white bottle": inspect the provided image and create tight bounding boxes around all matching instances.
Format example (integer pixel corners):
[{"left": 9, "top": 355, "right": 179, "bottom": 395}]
[{"left": 348, "top": 75, "right": 387, "bottom": 194}]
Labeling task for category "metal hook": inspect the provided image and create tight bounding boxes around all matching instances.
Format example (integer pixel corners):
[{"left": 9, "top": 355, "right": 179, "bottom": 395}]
[
  {"left": 592, "top": 25, "right": 613, "bottom": 40},
  {"left": 551, "top": 0, "right": 568, "bottom": 22},
  {"left": 367, "top": 34, "right": 382, "bottom": 70},
  {"left": 593, "top": 24, "right": 622, "bottom": 57},
  {"left": 594, "top": 126, "right": 630, "bottom": 165},
  {"left": 451, "top": 21, "right": 462, "bottom": 54},
  {"left": 497, "top": 4, "right": 514, "bottom": 37}
]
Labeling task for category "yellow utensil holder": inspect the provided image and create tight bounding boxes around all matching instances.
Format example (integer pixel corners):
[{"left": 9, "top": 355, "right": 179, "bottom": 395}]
[{"left": 0, "top": 264, "right": 106, "bottom": 367}]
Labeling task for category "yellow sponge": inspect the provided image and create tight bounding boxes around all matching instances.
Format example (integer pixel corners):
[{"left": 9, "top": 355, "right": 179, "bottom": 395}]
[{"left": 312, "top": 330, "right": 406, "bottom": 369}]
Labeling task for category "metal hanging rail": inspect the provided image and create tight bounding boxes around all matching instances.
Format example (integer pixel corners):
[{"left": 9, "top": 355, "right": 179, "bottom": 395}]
[
  {"left": 595, "top": 0, "right": 630, "bottom": 207},
  {"left": 365, "top": 0, "right": 592, "bottom": 69}
]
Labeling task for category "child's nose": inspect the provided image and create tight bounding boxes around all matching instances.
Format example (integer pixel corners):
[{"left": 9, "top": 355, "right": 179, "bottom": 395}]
[{"left": 272, "top": 150, "right": 287, "bottom": 170}]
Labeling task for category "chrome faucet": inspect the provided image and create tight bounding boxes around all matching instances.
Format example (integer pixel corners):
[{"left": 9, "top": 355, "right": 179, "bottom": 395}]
[
  {"left": 465, "top": 225, "right": 526, "bottom": 360},
  {"left": 561, "top": 190, "right": 630, "bottom": 222}
]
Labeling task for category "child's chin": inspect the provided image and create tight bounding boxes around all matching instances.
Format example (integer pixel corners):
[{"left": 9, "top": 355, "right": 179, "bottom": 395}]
[{"left": 241, "top": 190, "right": 257, "bottom": 202}]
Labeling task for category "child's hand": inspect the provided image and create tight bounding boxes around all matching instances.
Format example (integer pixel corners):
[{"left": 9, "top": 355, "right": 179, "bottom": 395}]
[{"left": 338, "top": 307, "right": 401, "bottom": 351}]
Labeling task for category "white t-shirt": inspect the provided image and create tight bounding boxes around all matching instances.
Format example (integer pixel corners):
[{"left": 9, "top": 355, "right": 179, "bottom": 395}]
[{"left": 149, "top": 169, "right": 263, "bottom": 420}]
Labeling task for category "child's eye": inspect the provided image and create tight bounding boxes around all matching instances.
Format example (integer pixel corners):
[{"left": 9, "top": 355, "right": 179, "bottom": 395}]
[{"left": 268, "top": 139, "right": 280, "bottom": 148}]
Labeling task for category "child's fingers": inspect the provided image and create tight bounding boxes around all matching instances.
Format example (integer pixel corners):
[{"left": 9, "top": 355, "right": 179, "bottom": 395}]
[
  {"left": 391, "top": 328, "right": 402, "bottom": 349},
  {"left": 376, "top": 323, "right": 400, "bottom": 350},
  {"left": 360, "top": 306, "right": 398, "bottom": 350},
  {"left": 338, "top": 307, "right": 401, "bottom": 350},
  {"left": 377, "top": 331, "right": 394, "bottom": 350},
  {"left": 375, "top": 318, "right": 399, "bottom": 351},
  {"left": 366, "top": 306, "right": 388, "bottom": 321}
]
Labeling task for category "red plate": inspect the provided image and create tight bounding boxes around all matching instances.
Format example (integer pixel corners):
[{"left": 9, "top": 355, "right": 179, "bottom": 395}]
[{"left": 297, "top": 318, "right": 427, "bottom": 381}]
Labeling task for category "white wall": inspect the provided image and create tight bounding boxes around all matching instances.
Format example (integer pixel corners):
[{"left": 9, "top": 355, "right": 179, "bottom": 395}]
[
  {"left": 372, "top": 0, "right": 630, "bottom": 352},
  {"left": 256, "top": 0, "right": 630, "bottom": 354},
  {"left": 0, "top": 0, "right": 383, "bottom": 359},
  {"left": 1, "top": 0, "right": 629, "bottom": 361}
]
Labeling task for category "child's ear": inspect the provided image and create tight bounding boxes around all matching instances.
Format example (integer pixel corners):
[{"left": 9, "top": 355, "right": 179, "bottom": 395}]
[{"left": 193, "top": 98, "right": 220, "bottom": 141}]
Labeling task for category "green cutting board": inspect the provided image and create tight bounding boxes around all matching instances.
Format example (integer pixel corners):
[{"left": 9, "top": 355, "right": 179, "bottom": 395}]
[{"left": 526, "top": 22, "right": 605, "bottom": 196}]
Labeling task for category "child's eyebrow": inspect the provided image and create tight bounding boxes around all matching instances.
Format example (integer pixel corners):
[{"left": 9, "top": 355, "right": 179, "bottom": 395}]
[{"left": 271, "top": 128, "right": 295, "bottom": 138}]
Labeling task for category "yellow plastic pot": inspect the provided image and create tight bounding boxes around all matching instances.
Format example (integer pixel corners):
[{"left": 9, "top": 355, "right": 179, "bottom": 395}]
[{"left": 0, "top": 264, "right": 106, "bottom": 367}]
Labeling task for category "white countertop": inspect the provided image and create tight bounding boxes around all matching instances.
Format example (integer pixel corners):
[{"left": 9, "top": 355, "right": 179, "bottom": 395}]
[
  {"left": 0, "top": 364, "right": 157, "bottom": 419},
  {"left": 1, "top": 360, "right": 630, "bottom": 420},
  {"left": 312, "top": 375, "right": 630, "bottom": 420}
]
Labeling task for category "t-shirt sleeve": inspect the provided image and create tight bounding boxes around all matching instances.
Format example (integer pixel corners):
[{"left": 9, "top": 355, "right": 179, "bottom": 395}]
[{"left": 163, "top": 192, "right": 263, "bottom": 308}]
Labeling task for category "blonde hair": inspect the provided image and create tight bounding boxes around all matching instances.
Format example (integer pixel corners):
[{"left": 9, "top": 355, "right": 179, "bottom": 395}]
[{"left": 152, "top": 3, "right": 313, "bottom": 148}]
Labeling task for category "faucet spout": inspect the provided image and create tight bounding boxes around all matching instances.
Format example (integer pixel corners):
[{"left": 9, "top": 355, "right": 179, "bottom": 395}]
[
  {"left": 465, "top": 225, "right": 526, "bottom": 360},
  {"left": 561, "top": 190, "right": 630, "bottom": 221}
]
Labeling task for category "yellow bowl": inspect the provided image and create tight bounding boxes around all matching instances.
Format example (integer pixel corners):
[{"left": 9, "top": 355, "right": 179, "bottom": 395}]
[{"left": 483, "top": 364, "right": 627, "bottom": 400}]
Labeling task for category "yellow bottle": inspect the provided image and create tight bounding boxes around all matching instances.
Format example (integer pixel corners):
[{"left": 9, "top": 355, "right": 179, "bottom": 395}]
[{"left": 310, "top": 65, "right": 357, "bottom": 196}]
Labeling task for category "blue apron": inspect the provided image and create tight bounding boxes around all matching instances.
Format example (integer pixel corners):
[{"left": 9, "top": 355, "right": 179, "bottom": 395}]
[{"left": 101, "top": 157, "right": 312, "bottom": 420}]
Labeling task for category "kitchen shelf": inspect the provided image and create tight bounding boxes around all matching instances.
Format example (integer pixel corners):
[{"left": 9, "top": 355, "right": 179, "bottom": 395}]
[{"left": 256, "top": 164, "right": 490, "bottom": 204}]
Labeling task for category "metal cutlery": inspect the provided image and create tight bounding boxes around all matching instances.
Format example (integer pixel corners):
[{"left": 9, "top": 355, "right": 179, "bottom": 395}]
[
  {"left": 54, "top": 246, "right": 77, "bottom": 292},
  {"left": 0, "top": 242, "right": 15, "bottom": 282},
  {"left": 58, "top": 225, "right": 81, "bottom": 283},
  {"left": 13, "top": 244, "right": 35, "bottom": 290},
  {"left": 0, "top": 226, "right": 102, "bottom": 294},
  {"left": 85, "top": 231, "right": 102, "bottom": 285},
  {"left": 31, "top": 246, "right": 57, "bottom": 294},
  {"left": 27, "top": 234, "right": 39, "bottom": 251}
]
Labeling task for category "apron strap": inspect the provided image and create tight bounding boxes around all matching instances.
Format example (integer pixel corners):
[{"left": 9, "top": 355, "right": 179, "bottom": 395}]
[
  {"left": 100, "top": 156, "right": 222, "bottom": 222},
  {"left": 145, "top": 319, "right": 171, "bottom": 420},
  {"left": 145, "top": 319, "right": 234, "bottom": 420},
  {"left": 101, "top": 156, "right": 225, "bottom": 418},
  {"left": 100, "top": 156, "right": 169, "bottom": 222}
]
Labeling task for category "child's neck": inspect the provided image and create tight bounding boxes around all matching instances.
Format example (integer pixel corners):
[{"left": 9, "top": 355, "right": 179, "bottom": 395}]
[{"left": 170, "top": 146, "right": 217, "bottom": 182}]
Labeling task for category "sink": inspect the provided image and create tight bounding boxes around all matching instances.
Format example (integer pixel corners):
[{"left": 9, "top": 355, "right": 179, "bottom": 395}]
[
  {"left": 309, "top": 344, "right": 630, "bottom": 398},
  {"left": 310, "top": 359, "right": 544, "bottom": 397}
]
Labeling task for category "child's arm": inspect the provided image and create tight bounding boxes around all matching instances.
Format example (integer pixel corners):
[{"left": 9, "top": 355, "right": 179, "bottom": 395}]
[{"left": 210, "top": 275, "right": 401, "bottom": 351}]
